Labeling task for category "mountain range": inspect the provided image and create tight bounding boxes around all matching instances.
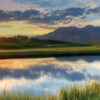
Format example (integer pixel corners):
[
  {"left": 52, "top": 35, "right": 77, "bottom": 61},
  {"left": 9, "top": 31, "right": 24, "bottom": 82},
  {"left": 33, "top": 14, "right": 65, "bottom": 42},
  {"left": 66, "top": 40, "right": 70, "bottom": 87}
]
[{"left": 38, "top": 25, "right": 100, "bottom": 43}]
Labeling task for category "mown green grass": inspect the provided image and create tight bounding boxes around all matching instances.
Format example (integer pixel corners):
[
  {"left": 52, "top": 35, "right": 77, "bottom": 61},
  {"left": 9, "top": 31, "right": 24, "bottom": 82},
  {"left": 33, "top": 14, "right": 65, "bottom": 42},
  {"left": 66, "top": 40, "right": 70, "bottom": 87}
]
[
  {"left": 0, "top": 46, "right": 100, "bottom": 54},
  {"left": 0, "top": 80, "right": 100, "bottom": 100}
]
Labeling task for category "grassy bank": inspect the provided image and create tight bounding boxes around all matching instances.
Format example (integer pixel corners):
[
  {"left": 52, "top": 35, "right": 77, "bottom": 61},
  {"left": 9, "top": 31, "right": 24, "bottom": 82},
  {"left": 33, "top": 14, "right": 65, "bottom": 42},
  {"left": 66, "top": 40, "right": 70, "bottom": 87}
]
[
  {"left": 0, "top": 80, "right": 100, "bottom": 100},
  {"left": 0, "top": 46, "right": 100, "bottom": 59},
  {"left": 0, "top": 36, "right": 100, "bottom": 59},
  {"left": 0, "top": 46, "right": 100, "bottom": 54},
  {"left": 0, "top": 51, "right": 100, "bottom": 59}
]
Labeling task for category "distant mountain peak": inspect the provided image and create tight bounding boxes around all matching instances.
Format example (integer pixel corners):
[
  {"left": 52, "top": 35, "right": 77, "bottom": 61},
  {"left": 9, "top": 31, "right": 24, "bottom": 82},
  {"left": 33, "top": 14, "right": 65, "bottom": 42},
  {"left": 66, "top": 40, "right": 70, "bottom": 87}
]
[
  {"left": 84, "top": 25, "right": 94, "bottom": 29},
  {"left": 38, "top": 25, "right": 100, "bottom": 43}
]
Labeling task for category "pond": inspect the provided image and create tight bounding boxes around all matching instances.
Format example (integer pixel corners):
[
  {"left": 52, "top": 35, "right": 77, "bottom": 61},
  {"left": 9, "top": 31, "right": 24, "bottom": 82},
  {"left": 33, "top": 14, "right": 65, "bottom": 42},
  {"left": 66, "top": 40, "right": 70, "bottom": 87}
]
[{"left": 0, "top": 56, "right": 100, "bottom": 95}]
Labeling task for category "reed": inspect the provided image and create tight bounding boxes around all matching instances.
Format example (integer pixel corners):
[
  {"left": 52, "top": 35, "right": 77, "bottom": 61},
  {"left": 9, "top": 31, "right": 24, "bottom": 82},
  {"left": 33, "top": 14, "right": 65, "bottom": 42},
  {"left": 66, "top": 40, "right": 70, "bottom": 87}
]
[{"left": 0, "top": 80, "right": 100, "bottom": 100}]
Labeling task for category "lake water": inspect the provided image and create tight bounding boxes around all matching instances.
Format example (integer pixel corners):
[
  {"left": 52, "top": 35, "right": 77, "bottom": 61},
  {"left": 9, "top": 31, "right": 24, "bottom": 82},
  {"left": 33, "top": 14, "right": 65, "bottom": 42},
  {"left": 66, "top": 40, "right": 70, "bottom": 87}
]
[{"left": 0, "top": 56, "right": 100, "bottom": 95}]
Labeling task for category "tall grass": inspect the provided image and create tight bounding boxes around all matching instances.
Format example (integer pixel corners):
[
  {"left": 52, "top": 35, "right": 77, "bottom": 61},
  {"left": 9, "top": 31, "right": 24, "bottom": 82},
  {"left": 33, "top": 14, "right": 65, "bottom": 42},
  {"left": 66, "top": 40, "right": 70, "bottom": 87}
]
[{"left": 0, "top": 80, "right": 100, "bottom": 100}]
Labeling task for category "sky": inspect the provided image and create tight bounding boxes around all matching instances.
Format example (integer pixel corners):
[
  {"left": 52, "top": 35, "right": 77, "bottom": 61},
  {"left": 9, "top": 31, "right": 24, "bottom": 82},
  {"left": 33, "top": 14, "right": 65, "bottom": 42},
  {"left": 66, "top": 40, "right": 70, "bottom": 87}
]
[{"left": 0, "top": 0, "right": 100, "bottom": 36}]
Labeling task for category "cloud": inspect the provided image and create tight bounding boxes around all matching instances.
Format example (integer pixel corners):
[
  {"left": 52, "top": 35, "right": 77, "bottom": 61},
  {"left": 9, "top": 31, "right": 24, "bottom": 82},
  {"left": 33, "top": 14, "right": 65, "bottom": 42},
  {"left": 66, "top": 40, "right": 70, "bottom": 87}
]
[
  {"left": 0, "top": 7, "right": 86, "bottom": 25},
  {"left": 0, "top": 0, "right": 30, "bottom": 11},
  {"left": 13, "top": 0, "right": 100, "bottom": 11},
  {"left": 87, "top": 6, "right": 100, "bottom": 14},
  {"left": 79, "top": 19, "right": 100, "bottom": 27},
  {"left": 0, "top": 5, "right": 100, "bottom": 29},
  {"left": 1, "top": 0, "right": 100, "bottom": 12},
  {"left": 0, "top": 9, "right": 41, "bottom": 21},
  {"left": 13, "top": 0, "right": 70, "bottom": 10}
]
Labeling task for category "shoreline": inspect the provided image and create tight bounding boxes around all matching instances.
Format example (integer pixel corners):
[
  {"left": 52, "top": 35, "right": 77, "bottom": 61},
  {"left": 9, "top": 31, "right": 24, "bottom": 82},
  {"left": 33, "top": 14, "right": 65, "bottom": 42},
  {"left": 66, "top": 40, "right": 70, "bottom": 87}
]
[{"left": 0, "top": 51, "right": 100, "bottom": 59}]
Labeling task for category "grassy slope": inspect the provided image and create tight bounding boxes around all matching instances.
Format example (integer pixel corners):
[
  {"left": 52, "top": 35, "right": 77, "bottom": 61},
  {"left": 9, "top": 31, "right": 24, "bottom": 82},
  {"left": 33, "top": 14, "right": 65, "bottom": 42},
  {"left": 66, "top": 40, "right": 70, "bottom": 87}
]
[
  {"left": 0, "top": 80, "right": 100, "bottom": 100},
  {"left": 0, "top": 36, "right": 99, "bottom": 54},
  {"left": 0, "top": 43, "right": 100, "bottom": 54}
]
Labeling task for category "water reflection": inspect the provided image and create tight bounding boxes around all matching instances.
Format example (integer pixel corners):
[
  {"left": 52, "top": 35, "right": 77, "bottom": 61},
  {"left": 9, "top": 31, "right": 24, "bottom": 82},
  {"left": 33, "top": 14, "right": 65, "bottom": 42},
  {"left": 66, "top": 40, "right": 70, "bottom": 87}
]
[{"left": 0, "top": 56, "right": 100, "bottom": 94}]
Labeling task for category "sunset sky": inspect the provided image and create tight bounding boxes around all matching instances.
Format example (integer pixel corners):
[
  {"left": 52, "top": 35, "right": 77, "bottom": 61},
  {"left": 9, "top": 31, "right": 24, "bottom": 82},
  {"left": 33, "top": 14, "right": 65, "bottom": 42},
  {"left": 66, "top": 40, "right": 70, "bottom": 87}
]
[{"left": 0, "top": 0, "right": 100, "bottom": 36}]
